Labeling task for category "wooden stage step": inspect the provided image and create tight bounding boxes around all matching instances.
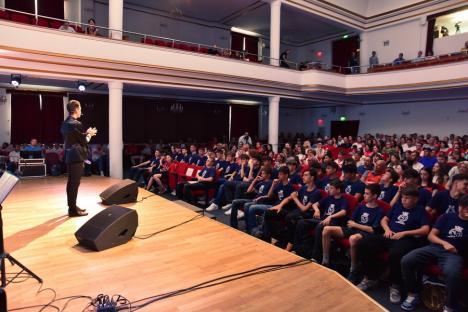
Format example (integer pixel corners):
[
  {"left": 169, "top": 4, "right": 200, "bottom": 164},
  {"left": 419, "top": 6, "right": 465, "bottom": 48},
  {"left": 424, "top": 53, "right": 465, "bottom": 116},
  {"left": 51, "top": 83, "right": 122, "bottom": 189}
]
[{"left": 2, "top": 176, "right": 386, "bottom": 311}]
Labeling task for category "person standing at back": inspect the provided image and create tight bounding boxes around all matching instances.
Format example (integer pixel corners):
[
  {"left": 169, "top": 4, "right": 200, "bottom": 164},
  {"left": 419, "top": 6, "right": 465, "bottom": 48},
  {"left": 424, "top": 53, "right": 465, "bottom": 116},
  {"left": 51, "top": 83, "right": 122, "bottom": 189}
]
[{"left": 61, "top": 100, "right": 97, "bottom": 217}]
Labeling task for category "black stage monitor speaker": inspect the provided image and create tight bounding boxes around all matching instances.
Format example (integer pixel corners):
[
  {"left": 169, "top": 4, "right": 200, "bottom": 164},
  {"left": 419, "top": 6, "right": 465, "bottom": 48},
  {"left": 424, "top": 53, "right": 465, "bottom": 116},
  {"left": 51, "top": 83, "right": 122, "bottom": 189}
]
[
  {"left": 99, "top": 179, "right": 138, "bottom": 205},
  {"left": 75, "top": 206, "right": 138, "bottom": 251}
]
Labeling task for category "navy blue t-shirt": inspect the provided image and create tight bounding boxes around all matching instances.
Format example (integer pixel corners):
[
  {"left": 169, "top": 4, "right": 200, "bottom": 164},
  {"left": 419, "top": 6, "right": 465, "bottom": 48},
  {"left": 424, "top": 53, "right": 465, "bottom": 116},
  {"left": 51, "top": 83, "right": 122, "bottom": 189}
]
[
  {"left": 234, "top": 166, "right": 250, "bottom": 181},
  {"left": 270, "top": 168, "right": 279, "bottom": 180},
  {"left": 318, "top": 195, "right": 348, "bottom": 220},
  {"left": 196, "top": 155, "right": 208, "bottom": 166},
  {"left": 187, "top": 153, "right": 199, "bottom": 165},
  {"left": 344, "top": 179, "right": 365, "bottom": 196},
  {"left": 417, "top": 187, "right": 432, "bottom": 208},
  {"left": 198, "top": 167, "right": 216, "bottom": 179},
  {"left": 357, "top": 164, "right": 373, "bottom": 175},
  {"left": 215, "top": 160, "right": 228, "bottom": 172},
  {"left": 387, "top": 203, "right": 429, "bottom": 233},
  {"left": 352, "top": 204, "right": 384, "bottom": 227},
  {"left": 254, "top": 180, "right": 273, "bottom": 198},
  {"left": 378, "top": 185, "right": 399, "bottom": 203},
  {"left": 224, "top": 162, "right": 239, "bottom": 177},
  {"left": 320, "top": 176, "right": 338, "bottom": 192},
  {"left": 430, "top": 190, "right": 459, "bottom": 215},
  {"left": 149, "top": 157, "right": 161, "bottom": 167},
  {"left": 433, "top": 213, "right": 468, "bottom": 255},
  {"left": 289, "top": 171, "right": 303, "bottom": 185},
  {"left": 175, "top": 154, "right": 184, "bottom": 162},
  {"left": 298, "top": 186, "right": 322, "bottom": 207},
  {"left": 273, "top": 182, "right": 295, "bottom": 204}
]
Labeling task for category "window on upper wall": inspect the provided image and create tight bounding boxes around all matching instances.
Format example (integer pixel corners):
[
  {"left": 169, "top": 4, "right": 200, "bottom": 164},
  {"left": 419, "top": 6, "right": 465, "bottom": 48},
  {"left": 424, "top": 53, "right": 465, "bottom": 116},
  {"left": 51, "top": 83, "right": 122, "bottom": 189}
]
[{"left": 434, "top": 8, "right": 468, "bottom": 38}]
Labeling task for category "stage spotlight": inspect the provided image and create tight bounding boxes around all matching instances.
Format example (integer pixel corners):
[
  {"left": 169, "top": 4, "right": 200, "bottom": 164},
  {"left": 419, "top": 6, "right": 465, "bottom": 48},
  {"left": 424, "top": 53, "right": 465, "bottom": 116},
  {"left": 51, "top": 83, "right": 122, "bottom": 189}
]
[
  {"left": 10, "top": 74, "right": 21, "bottom": 87},
  {"left": 77, "top": 81, "right": 86, "bottom": 92}
]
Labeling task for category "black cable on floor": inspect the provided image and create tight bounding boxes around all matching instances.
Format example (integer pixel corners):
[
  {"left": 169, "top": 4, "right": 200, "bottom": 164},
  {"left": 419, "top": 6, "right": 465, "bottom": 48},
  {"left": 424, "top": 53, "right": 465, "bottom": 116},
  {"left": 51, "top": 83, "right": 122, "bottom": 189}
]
[{"left": 134, "top": 214, "right": 203, "bottom": 240}]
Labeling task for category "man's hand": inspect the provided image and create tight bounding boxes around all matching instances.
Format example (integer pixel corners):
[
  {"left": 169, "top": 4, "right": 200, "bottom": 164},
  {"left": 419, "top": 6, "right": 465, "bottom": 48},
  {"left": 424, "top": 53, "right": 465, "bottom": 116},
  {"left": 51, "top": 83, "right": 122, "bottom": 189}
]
[
  {"left": 86, "top": 127, "right": 98, "bottom": 137},
  {"left": 268, "top": 205, "right": 281, "bottom": 213},
  {"left": 391, "top": 232, "right": 406, "bottom": 240},
  {"left": 290, "top": 191, "right": 298, "bottom": 199},
  {"left": 321, "top": 216, "right": 332, "bottom": 225},
  {"left": 272, "top": 179, "right": 280, "bottom": 186},
  {"left": 347, "top": 220, "right": 356, "bottom": 228},
  {"left": 384, "top": 230, "right": 395, "bottom": 238},
  {"left": 442, "top": 242, "right": 458, "bottom": 254},
  {"left": 313, "top": 210, "right": 321, "bottom": 219}
]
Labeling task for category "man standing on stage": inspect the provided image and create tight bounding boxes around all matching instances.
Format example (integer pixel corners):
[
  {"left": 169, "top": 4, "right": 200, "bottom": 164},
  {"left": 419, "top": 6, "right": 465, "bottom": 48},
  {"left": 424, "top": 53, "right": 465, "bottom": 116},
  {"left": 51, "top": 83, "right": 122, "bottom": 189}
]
[{"left": 61, "top": 100, "right": 97, "bottom": 217}]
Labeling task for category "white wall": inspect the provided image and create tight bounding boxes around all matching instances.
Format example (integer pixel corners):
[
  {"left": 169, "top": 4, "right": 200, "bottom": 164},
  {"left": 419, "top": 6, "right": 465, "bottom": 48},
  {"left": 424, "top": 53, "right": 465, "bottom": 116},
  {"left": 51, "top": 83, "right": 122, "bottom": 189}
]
[
  {"left": 0, "top": 93, "right": 11, "bottom": 144},
  {"left": 325, "top": 0, "right": 369, "bottom": 15},
  {"left": 365, "top": 18, "right": 426, "bottom": 64},
  {"left": 366, "top": 0, "right": 424, "bottom": 16},
  {"left": 64, "top": 0, "right": 81, "bottom": 23},
  {"left": 433, "top": 32, "right": 468, "bottom": 55},
  {"left": 279, "top": 100, "right": 468, "bottom": 138},
  {"left": 296, "top": 39, "right": 333, "bottom": 67},
  {"left": 90, "top": 1, "right": 231, "bottom": 48},
  {"left": 343, "top": 100, "right": 468, "bottom": 136}
]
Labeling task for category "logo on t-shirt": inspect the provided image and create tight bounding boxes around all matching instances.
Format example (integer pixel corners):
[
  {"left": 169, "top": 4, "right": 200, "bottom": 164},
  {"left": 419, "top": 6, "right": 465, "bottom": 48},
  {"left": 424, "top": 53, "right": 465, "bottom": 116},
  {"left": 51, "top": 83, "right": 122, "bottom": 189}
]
[
  {"left": 446, "top": 205, "right": 456, "bottom": 214},
  {"left": 302, "top": 195, "right": 308, "bottom": 205},
  {"left": 361, "top": 212, "right": 369, "bottom": 224},
  {"left": 259, "top": 185, "right": 265, "bottom": 194},
  {"left": 345, "top": 185, "right": 352, "bottom": 194},
  {"left": 378, "top": 191, "right": 385, "bottom": 200},
  {"left": 448, "top": 226, "right": 463, "bottom": 238},
  {"left": 278, "top": 190, "right": 284, "bottom": 200},
  {"left": 324, "top": 184, "right": 330, "bottom": 192},
  {"left": 396, "top": 212, "right": 409, "bottom": 225},
  {"left": 326, "top": 204, "right": 335, "bottom": 216},
  {"left": 201, "top": 170, "right": 207, "bottom": 177}
]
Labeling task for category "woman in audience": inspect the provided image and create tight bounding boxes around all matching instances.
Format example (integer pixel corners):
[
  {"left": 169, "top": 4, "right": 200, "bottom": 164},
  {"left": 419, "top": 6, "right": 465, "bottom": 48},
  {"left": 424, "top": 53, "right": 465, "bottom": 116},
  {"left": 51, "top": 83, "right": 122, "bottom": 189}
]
[
  {"left": 146, "top": 155, "right": 172, "bottom": 193},
  {"left": 419, "top": 167, "right": 434, "bottom": 192},
  {"left": 86, "top": 18, "right": 99, "bottom": 36}
]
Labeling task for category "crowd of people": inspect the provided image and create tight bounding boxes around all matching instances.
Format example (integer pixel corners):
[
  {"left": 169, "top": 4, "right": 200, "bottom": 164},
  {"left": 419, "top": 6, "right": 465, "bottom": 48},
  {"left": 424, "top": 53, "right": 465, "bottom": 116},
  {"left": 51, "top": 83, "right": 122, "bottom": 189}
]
[
  {"left": 0, "top": 138, "right": 109, "bottom": 176},
  {"left": 128, "top": 132, "right": 467, "bottom": 312}
]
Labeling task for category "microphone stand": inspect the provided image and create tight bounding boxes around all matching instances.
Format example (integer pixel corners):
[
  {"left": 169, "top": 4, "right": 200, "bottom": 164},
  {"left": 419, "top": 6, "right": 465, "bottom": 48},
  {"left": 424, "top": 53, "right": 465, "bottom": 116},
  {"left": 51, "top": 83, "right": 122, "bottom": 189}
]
[{"left": 0, "top": 204, "right": 42, "bottom": 287}]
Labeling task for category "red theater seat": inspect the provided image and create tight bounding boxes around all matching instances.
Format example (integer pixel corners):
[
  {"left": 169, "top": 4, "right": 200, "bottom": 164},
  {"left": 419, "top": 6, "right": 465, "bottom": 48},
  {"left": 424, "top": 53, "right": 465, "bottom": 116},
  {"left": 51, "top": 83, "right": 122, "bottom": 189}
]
[
  {"left": 141, "top": 37, "right": 154, "bottom": 45},
  {"left": 49, "top": 20, "right": 62, "bottom": 29},
  {"left": 0, "top": 10, "right": 10, "bottom": 20},
  {"left": 10, "top": 12, "right": 31, "bottom": 25},
  {"left": 35, "top": 17, "right": 50, "bottom": 27}
]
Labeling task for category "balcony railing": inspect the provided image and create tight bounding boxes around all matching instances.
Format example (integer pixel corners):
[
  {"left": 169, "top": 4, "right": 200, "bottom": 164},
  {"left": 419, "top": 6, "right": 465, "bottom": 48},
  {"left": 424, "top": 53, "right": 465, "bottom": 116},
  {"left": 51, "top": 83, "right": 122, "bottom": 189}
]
[{"left": 1, "top": 7, "right": 467, "bottom": 75}]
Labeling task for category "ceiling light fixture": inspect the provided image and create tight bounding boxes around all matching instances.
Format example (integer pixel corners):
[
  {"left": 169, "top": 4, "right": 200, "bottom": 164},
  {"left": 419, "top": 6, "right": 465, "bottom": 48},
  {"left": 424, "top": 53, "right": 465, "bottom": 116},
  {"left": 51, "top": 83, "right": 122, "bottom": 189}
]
[
  {"left": 11, "top": 74, "right": 21, "bottom": 87},
  {"left": 77, "top": 81, "right": 86, "bottom": 92},
  {"left": 231, "top": 27, "right": 261, "bottom": 37}
]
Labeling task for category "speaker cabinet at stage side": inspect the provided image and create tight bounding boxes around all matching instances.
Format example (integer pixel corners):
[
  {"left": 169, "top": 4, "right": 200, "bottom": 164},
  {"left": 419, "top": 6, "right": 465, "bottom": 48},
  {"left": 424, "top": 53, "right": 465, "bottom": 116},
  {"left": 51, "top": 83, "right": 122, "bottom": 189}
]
[
  {"left": 99, "top": 179, "right": 138, "bottom": 205},
  {"left": 75, "top": 206, "right": 138, "bottom": 251}
]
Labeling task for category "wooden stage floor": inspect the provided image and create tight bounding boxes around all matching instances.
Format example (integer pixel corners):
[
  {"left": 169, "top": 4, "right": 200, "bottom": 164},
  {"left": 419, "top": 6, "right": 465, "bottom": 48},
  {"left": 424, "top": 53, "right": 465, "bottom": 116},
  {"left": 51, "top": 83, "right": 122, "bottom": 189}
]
[{"left": 3, "top": 176, "right": 386, "bottom": 311}]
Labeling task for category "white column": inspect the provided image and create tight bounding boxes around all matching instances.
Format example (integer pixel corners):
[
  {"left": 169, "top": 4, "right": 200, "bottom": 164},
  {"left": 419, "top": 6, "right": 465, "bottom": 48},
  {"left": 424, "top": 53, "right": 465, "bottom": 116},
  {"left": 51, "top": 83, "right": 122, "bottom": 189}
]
[
  {"left": 269, "top": 0, "right": 281, "bottom": 66},
  {"left": 108, "top": 0, "right": 123, "bottom": 40},
  {"left": 0, "top": 0, "right": 5, "bottom": 9},
  {"left": 64, "top": 0, "right": 82, "bottom": 24},
  {"left": 0, "top": 93, "right": 11, "bottom": 144},
  {"left": 108, "top": 81, "right": 123, "bottom": 179},
  {"left": 268, "top": 96, "right": 280, "bottom": 152},
  {"left": 359, "top": 31, "right": 369, "bottom": 73},
  {"left": 63, "top": 96, "right": 69, "bottom": 120}
]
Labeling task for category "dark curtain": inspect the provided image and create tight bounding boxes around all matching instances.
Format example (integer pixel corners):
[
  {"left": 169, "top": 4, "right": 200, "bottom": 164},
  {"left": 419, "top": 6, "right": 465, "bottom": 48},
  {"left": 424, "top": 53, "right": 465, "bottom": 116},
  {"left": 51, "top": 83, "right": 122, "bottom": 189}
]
[
  {"left": 38, "top": 0, "right": 64, "bottom": 19},
  {"left": 41, "top": 94, "right": 64, "bottom": 144},
  {"left": 230, "top": 105, "right": 258, "bottom": 140},
  {"left": 245, "top": 35, "right": 259, "bottom": 62},
  {"left": 425, "top": 18, "right": 436, "bottom": 55},
  {"left": 331, "top": 120, "right": 360, "bottom": 138},
  {"left": 231, "top": 32, "right": 244, "bottom": 53},
  {"left": 123, "top": 97, "right": 229, "bottom": 144},
  {"left": 5, "top": 0, "right": 35, "bottom": 14},
  {"left": 332, "top": 36, "right": 360, "bottom": 73},
  {"left": 11, "top": 93, "right": 41, "bottom": 144},
  {"left": 69, "top": 93, "right": 109, "bottom": 144}
]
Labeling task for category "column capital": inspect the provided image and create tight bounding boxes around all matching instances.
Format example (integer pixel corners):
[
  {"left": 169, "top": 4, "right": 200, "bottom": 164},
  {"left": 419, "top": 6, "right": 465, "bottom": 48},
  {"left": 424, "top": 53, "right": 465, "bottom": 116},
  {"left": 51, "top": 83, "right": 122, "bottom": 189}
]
[{"left": 263, "top": 0, "right": 281, "bottom": 6}]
